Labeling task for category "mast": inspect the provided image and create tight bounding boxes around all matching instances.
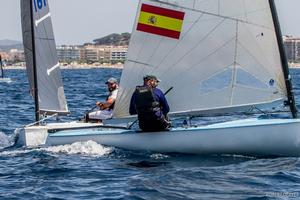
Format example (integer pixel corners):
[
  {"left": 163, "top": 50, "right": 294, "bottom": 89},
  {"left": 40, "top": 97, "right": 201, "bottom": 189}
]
[
  {"left": 269, "top": 0, "right": 298, "bottom": 118},
  {"left": 0, "top": 55, "right": 3, "bottom": 79},
  {"left": 29, "top": 0, "right": 40, "bottom": 122}
]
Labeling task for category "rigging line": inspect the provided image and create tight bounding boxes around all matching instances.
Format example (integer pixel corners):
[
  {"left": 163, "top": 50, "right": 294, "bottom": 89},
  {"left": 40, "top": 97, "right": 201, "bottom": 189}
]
[
  {"left": 152, "top": 13, "right": 205, "bottom": 78},
  {"left": 151, "top": 0, "right": 274, "bottom": 31},
  {"left": 230, "top": 20, "right": 239, "bottom": 105},
  {"left": 253, "top": 106, "right": 268, "bottom": 115},
  {"left": 25, "top": 113, "right": 58, "bottom": 128},
  {"left": 159, "top": 18, "right": 226, "bottom": 78}
]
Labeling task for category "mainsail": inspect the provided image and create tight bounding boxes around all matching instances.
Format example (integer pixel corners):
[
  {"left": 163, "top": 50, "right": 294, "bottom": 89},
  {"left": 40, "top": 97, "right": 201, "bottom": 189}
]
[
  {"left": 114, "top": 0, "right": 294, "bottom": 118},
  {"left": 21, "top": 0, "right": 69, "bottom": 120}
]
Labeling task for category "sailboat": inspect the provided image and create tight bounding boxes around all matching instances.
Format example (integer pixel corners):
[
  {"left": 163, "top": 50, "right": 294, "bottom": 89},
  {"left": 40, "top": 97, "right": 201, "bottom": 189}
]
[
  {"left": 0, "top": 54, "right": 12, "bottom": 82},
  {"left": 16, "top": 0, "right": 104, "bottom": 146},
  {"left": 19, "top": 0, "right": 300, "bottom": 157}
]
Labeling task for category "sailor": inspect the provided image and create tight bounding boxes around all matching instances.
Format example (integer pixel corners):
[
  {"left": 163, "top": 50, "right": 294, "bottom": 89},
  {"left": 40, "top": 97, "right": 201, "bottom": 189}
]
[
  {"left": 129, "top": 75, "right": 171, "bottom": 131},
  {"left": 86, "top": 77, "right": 119, "bottom": 122}
]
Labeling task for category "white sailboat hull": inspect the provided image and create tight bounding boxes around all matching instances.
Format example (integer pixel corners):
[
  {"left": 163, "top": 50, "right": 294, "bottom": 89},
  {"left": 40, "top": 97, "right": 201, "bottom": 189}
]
[
  {"left": 35, "top": 118, "right": 300, "bottom": 157},
  {"left": 17, "top": 122, "right": 104, "bottom": 147}
]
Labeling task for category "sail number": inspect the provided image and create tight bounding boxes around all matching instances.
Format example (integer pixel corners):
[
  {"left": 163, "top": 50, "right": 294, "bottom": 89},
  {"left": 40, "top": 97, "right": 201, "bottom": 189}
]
[{"left": 34, "top": 0, "right": 47, "bottom": 12}]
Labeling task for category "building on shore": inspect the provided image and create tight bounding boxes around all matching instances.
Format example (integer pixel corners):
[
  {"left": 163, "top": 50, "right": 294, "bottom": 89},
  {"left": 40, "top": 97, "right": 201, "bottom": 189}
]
[
  {"left": 80, "top": 45, "right": 128, "bottom": 64},
  {"left": 3, "top": 35, "right": 300, "bottom": 66},
  {"left": 2, "top": 44, "right": 129, "bottom": 66},
  {"left": 57, "top": 45, "right": 81, "bottom": 63},
  {"left": 110, "top": 46, "right": 128, "bottom": 63},
  {"left": 0, "top": 51, "right": 9, "bottom": 63},
  {"left": 80, "top": 45, "right": 99, "bottom": 63},
  {"left": 283, "top": 35, "right": 300, "bottom": 62},
  {"left": 0, "top": 49, "right": 25, "bottom": 65}
]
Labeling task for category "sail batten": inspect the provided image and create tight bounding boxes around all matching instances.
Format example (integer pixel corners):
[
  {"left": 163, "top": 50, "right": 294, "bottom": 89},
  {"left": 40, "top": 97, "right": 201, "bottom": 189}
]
[
  {"left": 113, "top": 0, "right": 290, "bottom": 118},
  {"left": 35, "top": 12, "right": 51, "bottom": 26},
  {"left": 21, "top": 0, "right": 69, "bottom": 119}
]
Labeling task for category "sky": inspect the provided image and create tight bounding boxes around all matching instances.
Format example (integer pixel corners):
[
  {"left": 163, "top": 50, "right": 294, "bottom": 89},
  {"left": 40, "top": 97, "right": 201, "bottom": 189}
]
[{"left": 0, "top": 0, "right": 299, "bottom": 45}]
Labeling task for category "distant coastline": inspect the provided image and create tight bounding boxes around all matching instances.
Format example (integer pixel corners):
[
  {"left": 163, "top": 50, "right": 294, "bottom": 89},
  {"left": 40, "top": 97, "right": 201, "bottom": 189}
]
[
  {"left": 289, "top": 63, "right": 300, "bottom": 68},
  {"left": 3, "top": 63, "right": 300, "bottom": 69},
  {"left": 3, "top": 63, "right": 124, "bottom": 70}
]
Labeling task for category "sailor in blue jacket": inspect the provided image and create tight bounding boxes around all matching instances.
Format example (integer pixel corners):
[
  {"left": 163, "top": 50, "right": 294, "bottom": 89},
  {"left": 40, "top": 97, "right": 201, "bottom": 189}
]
[{"left": 129, "top": 75, "right": 171, "bottom": 131}]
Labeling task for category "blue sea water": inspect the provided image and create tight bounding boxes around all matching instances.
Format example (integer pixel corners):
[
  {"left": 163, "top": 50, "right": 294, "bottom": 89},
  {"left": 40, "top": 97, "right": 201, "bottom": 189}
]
[{"left": 1, "top": 68, "right": 300, "bottom": 199}]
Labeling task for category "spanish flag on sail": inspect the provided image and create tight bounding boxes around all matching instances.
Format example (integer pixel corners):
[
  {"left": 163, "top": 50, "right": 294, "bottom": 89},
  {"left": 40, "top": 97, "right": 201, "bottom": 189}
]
[{"left": 137, "top": 4, "right": 185, "bottom": 39}]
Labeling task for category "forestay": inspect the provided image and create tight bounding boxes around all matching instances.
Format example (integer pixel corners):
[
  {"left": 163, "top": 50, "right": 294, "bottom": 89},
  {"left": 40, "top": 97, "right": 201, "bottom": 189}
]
[
  {"left": 114, "top": 0, "right": 288, "bottom": 118},
  {"left": 21, "top": 0, "right": 68, "bottom": 115}
]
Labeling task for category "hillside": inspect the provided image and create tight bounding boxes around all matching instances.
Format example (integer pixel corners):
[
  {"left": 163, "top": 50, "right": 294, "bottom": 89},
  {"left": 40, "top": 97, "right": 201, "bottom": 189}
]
[
  {"left": 0, "top": 39, "right": 23, "bottom": 51},
  {"left": 93, "top": 33, "right": 130, "bottom": 46}
]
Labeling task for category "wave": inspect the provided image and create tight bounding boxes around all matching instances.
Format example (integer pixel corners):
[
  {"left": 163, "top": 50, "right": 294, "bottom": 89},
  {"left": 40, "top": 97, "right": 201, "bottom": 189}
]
[
  {"left": 0, "top": 131, "right": 15, "bottom": 150},
  {"left": 41, "top": 140, "right": 113, "bottom": 157},
  {"left": 0, "top": 140, "right": 113, "bottom": 158}
]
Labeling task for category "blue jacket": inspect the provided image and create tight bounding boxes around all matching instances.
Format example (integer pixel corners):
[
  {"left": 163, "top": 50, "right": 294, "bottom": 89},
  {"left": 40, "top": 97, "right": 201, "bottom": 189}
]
[{"left": 129, "top": 87, "right": 170, "bottom": 117}]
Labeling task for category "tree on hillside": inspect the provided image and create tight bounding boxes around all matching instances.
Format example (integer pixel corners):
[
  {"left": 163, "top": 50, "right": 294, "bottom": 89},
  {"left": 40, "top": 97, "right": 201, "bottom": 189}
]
[{"left": 93, "top": 33, "right": 130, "bottom": 46}]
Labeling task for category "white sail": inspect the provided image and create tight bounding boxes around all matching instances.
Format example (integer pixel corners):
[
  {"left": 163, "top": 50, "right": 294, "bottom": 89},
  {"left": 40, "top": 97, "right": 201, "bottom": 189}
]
[
  {"left": 114, "top": 0, "right": 288, "bottom": 118},
  {"left": 21, "top": 0, "right": 68, "bottom": 115}
]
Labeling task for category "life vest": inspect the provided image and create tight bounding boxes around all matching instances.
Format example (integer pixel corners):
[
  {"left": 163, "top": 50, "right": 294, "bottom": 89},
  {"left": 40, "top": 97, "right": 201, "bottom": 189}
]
[{"left": 134, "top": 86, "right": 161, "bottom": 119}]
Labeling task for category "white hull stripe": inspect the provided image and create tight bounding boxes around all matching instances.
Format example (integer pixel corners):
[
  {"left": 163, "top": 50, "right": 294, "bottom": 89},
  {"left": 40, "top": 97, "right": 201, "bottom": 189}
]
[
  {"left": 47, "top": 63, "right": 60, "bottom": 75},
  {"left": 35, "top": 13, "right": 51, "bottom": 27}
]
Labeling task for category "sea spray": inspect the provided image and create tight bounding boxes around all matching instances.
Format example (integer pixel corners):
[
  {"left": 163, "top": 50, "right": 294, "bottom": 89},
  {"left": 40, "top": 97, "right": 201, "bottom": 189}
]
[
  {"left": 150, "top": 153, "right": 170, "bottom": 160},
  {"left": 0, "top": 131, "right": 15, "bottom": 150},
  {"left": 42, "top": 140, "right": 113, "bottom": 157}
]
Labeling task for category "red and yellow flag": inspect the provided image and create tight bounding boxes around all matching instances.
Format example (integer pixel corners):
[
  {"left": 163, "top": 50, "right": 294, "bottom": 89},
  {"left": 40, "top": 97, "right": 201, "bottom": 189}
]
[{"left": 136, "top": 4, "right": 185, "bottom": 39}]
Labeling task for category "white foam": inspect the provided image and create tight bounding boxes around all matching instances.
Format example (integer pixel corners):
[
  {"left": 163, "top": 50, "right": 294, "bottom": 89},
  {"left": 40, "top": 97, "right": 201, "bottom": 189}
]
[
  {"left": 0, "top": 149, "right": 35, "bottom": 157},
  {"left": 42, "top": 140, "right": 113, "bottom": 157},
  {"left": 150, "top": 153, "right": 170, "bottom": 160},
  {"left": 0, "top": 131, "right": 14, "bottom": 150},
  {"left": 0, "top": 78, "right": 12, "bottom": 83}
]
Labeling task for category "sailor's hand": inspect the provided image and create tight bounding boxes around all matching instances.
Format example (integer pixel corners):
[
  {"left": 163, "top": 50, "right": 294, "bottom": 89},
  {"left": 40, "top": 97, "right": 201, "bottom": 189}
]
[
  {"left": 96, "top": 102, "right": 105, "bottom": 110},
  {"left": 96, "top": 102, "right": 103, "bottom": 107}
]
